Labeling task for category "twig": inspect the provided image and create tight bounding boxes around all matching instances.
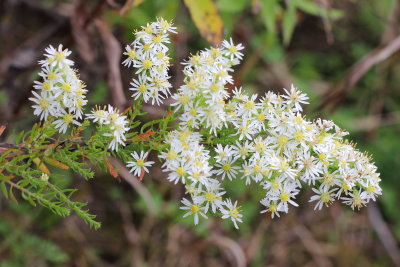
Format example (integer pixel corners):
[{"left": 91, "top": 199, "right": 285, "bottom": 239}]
[
  {"left": 367, "top": 202, "right": 400, "bottom": 267},
  {"left": 319, "top": 35, "right": 400, "bottom": 111},
  {"left": 95, "top": 19, "right": 127, "bottom": 110},
  {"left": 109, "top": 157, "right": 157, "bottom": 215},
  {"left": 209, "top": 234, "right": 247, "bottom": 267}
]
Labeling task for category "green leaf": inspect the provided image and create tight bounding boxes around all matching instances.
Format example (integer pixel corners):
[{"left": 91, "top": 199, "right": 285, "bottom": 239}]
[
  {"left": 282, "top": 0, "right": 297, "bottom": 45},
  {"left": 0, "top": 182, "right": 8, "bottom": 199},
  {"left": 216, "top": 0, "right": 248, "bottom": 13},
  {"left": 296, "top": 0, "right": 343, "bottom": 19},
  {"left": 261, "top": 0, "right": 279, "bottom": 33}
]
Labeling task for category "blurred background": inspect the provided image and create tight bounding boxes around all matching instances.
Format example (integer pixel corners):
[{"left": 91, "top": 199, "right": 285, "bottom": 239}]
[{"left": 1, "top": 0, "right": 400, "bottom": 266}]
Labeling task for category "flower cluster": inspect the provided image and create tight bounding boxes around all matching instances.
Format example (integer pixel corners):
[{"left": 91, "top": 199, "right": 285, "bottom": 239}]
[
  {"left": 30, "top": 45, "right": 87, "bottom": 133},
  {"left": 159, "top": 39, "right": 381, "bottom": 228},
  {"left": 123, "top": 18, "right": 176, "bottom": 105},
  {"left": 160, "top": 129, "right": 242, "bottom": 228},
  {"left": 86, "top": 105, "right": 129, "bottom": 151}
]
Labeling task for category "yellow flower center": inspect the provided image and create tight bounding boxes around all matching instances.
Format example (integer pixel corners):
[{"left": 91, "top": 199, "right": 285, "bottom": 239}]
[
  {"left": 189, "top": 109, "right": 197, "bottom": 116},
  {"left": 144, "top": 26, "right": 153, "bottom": 34},
  {"left": 258, "top": 113, "right": 265, "bottom": 121},
  {"left": 136, "top": 159, "right": 144, "bottom": 167},
  {"left": 127, "top": 50, "right": 136, "bottom": 59},
  {"left": 278, "top": 135, "right": 288, "bottom": 146},
  {"left": 139, "top": 84, "right": 147, "bottom": 93},
  {"left": 320, "top": 192, "right": 331, "bottom": 203},
  {"left": 167, "top": 151, "right": 177, "bottom": 160},
  {"left": 190, "top": 204, "right": 199, "bottom": 214},
  {"left": 153, "top": 35, "right": 162, "bottom": 43},
  {"left": 142, "top": 59, "right": 153, "bottom": 69},
  {"left": 176, "top": 167, "right": 185, "bottom": 176},
  {"left": 341, "top": 182, "right": 350, "bottom": 191},
  {"left": 272, "top": 181, "right": 280, "bottom": 190},
  {"left": 47, "top": 72, "right": 56, "bottom": 80},
  {"left": 55, "top": 51, "right": 65, "bottom": 61},
  {"left": 156, "top": 51, "right": 165, "bottom": 59},
  {"left": 62, "top": 83, "right": 71, "bottom": 93},
  {"left": 205, "top": 192, "right": 215, "bottom": 202},
  {"left": 63, "top": 114, "right": 73, "bottom": 124},
  {"left": 244, "top": 101, "right": 254, "bottom": 109},
  {"left": 294, "top": 131, "right": 303, "bottom": 141},
  {"left": 43, "top": 82, "right": 51, "bottom": 91},
  {"left": 295, "top": 116, "right": 303, "bottom": 124},
  {"left": 367, "top": 185, "right": 376, "bottom": 193},
  {"left": 178, "top": 94, "right": 190, "bottom": 104},
  {"left": 280, "top": 192, "right": 290, "bottom": 202},
  {"left": 39, "top": 99, "right": 49, "bottom": 109},
  {"left": 229, "top": 207, "right": 240, "bottom": 218},
  {"left": 210, "top": 84, "right": 219, "bottom": 92},
  {"left": 222, "top": 164, "right": 231, "bottom": 171},
  {"left": 269, "top": 203, "right": 277, "bottom": 212}
]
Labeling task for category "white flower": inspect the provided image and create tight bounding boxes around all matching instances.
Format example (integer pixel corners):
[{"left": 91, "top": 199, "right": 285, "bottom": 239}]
[
  {"left": 180, "top": 197, "right": 207, "bottom": 225},
  {"left": 215, "top": 157, "right": 240, "bottom": 180},
  {"left": 53, "top": 111, "right": 81, "bottom": 134},
  {"left": 214, "top": 144, "right": 235, "bottom": 163},
  {"left": 40, "top": 173, "right": 49, "bottom": 182},
  {"left": 86, "top": 106, "right": 109, "bottom": 124},
  {"left": 122, "top": 45, "right": 137, "bottom": 67},
  {"left": 282, "top": 84, "right": 309, "bottom": 112},
  {"left": 341, "top": 189, "right": 369, "bottom": 210},
  {"left": 222, "top": 38, "right": 244, "bottom": 60},
  {"left": 41, "top": 44, "right": 73, "bottom": 67},
  {"left": 29, "top": 90, "right": 57, "bottom": 121},
  {"left": 309, "top": 186, "right": 337, "bottom": 210},
  {"left": 127, "top": 151, "right": 155, "bottom": 177},
  {"left": 129, "top": 74, "right": 154, "bottom": 102},
  {"left": 202, "top": 181, "right": 225, "bottom": 213},
  {"left": 221, "top": 199, "right": 243, "bottom": 229},
  {"left": 260, "top": 199, "right": 280, "bottom": 219}
]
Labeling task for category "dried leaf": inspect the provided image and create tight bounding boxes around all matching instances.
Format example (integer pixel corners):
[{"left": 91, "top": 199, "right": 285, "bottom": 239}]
[
  {"left": 33, "top": 158, "right": 51, "bottom": 174},
  {"left": 139, "top": 171, "right": 145, "bottom": 181},
  {"left": 44, "top": 157, "right": 70, "bottom": 170},
  {"left": 104, "top": 157, "right": 119, "bottom": 179},
  {"left": 133, "top": 132, "right": 154, "bottom": 141},
  {"left": 184, "top": 0, "right": 225, "bottom": 46},
  {"left": 0, "top": 124, "right": 6, "bottom": 136}
]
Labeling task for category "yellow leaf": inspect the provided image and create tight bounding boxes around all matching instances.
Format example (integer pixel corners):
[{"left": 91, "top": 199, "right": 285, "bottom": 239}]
[
  {"left": 44, "top": 157, "right": 70, "bottom": 170},
  {"left": 184, "top": 0, "right": 225, "bottom": 46},
  {"left": 33, "top": 158, "right": 51, "bottom": 174}
]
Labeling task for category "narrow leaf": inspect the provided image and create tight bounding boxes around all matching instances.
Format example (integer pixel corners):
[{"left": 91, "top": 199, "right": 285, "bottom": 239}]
[
  {"left": 0, "top": 182, "right": 8, "bottom": 199},
  {"left": 282, "top": 0, "right": 297, "bottom": 45},
  {"left": 33, "top": 158, "right": 51, "bottom": 174},
  {"left": 44, "top": 157, "right": 70, "bottom": 170},
  {"left": 104, "top": 157, "right": 119, "bottom": 179}
]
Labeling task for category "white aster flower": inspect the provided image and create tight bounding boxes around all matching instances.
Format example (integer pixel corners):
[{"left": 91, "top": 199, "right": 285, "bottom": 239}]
[
  {"left": 221, "top": 199, "right": 243, "bottom": 229},
  {"left": 309, "top": 185, "right": 337, "bottom": 210},
  {"left": 127, "top": 151, "right": 155, "bottom": 177},
  {"left": 180, "top": 197, "right": 207, "bottom": 225}
]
